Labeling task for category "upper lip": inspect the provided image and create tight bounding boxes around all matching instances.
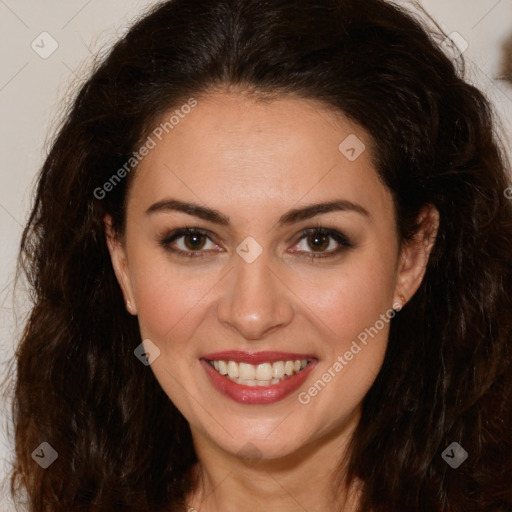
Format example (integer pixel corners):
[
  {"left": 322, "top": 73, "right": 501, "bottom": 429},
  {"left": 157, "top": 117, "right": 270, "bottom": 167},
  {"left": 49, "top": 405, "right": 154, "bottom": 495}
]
[{"left": 200, "top": 351, "right": 317, "bottom": 365}]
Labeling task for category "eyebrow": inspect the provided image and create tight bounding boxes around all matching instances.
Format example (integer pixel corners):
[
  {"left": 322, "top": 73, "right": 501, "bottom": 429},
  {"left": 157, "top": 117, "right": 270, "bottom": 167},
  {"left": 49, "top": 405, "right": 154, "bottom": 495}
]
[{"left": 145, "top": 198, "right": 370, "bottom": 225}]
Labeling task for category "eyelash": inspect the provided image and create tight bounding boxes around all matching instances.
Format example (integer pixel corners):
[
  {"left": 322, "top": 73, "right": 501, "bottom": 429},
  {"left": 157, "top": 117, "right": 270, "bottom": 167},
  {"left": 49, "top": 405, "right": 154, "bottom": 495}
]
[{"left": 159, "top": 225, "right": 355, "bottom": 260}]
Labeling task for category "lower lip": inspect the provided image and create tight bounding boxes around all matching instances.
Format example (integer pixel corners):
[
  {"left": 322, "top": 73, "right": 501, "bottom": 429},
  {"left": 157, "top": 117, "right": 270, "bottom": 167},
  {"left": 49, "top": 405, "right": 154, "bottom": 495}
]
[{"left": 200, "top": 359, "right": 317, "bottom": 405}]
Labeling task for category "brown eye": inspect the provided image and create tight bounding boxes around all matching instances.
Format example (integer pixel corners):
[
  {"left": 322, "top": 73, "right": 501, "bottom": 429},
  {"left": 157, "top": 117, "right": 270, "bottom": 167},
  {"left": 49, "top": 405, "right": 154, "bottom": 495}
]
[
  {"left": 160, "top": 228, "right": 219, "bottom": 257},
  {"left": 291, "top": 228, "right": 355, "bottom": 259},
  {"left": 306, "top": 232, "right": 330, "bottom": 252},
  {"left": 183, "top": 232, "right": 207, "bottom": 250}
]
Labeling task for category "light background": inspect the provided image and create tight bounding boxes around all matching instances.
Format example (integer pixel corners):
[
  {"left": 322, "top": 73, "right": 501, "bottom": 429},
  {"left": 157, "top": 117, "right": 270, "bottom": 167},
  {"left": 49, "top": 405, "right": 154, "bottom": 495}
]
[{"left": 0, "top": 0, "right": 511, "bottom": 508}]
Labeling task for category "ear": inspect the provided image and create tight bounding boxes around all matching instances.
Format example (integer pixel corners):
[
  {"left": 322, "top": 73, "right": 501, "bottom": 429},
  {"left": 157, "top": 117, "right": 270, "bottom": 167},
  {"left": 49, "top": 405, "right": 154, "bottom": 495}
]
[
  {"left": 104, "top": 215, "right": 137, "bottom": 315},
  {"left": 393, "top": 204, "right": 439, "bottom": 309}
]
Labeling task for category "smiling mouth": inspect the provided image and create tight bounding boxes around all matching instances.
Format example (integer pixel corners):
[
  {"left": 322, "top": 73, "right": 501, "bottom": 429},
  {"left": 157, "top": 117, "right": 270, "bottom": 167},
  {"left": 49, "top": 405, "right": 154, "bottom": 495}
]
[{"left": 206, "top": 359, "right": 313, "bottom": 386}]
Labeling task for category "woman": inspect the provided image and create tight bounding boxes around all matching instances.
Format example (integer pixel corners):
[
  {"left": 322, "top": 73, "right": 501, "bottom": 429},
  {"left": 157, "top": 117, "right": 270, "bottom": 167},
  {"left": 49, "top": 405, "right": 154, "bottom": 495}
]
[{"left": 10, "top": 0, "right": 512, "bottom": 510}]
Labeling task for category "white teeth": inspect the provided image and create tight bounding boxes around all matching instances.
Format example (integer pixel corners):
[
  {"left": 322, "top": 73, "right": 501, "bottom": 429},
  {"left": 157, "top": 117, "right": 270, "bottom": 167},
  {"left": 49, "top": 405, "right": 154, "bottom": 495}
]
[
  {"left": 239, "top": 362, "right": 256, "bottom": 380},
  {"left": 209, "top": 358, "right": 312, "bottom": 386},
  {"left": 227, "top": 360, "right": 239, "bottom": 378},
  {"left": 218, "top": 360, "right": 228, "bottom": 375},
  {"left": 256, "top": 362, "right": 273, "bottom": 380},
  {"left": 272, "top": 361, "right": 285, "bottom": 379}
]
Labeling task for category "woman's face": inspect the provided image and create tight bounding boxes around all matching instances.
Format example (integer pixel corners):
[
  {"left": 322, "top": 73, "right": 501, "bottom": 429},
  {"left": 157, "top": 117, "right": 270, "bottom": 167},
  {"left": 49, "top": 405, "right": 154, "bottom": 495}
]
[{"left": 107, "top": 90, "right": 431, "bottom": 462}]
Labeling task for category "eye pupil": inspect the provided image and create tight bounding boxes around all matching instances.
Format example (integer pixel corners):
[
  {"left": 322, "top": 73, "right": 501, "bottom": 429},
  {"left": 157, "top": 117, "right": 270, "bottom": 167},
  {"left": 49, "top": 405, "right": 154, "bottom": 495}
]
[
  {"left": 184, "top": 233, "right": 206, "bottom": 250},
  {"left": 308, "top": 233, "right": 329, "bottom": 251}
]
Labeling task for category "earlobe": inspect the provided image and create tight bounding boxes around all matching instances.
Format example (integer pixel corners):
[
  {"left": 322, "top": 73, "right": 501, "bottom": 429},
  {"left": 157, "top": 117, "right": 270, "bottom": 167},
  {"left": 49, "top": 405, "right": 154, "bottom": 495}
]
[
  {"left": 104, "top": 215, "right": 137, "bottom": 315},
  {"left": 394, "top": 204, "right": 439, "bottom": 307}
]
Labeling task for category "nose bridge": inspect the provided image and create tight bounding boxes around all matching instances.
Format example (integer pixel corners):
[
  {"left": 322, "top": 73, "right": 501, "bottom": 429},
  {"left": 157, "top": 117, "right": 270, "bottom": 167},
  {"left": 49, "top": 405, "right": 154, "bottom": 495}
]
[{"left": 216, "top": 246, "right": 294, "bottom": 339}]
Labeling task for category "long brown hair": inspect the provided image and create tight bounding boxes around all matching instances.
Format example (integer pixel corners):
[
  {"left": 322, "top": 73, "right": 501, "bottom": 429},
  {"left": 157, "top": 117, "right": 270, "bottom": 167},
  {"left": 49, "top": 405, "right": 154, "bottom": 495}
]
[{"left": 10, "top": 0, "right": 512, "bottom": 510}]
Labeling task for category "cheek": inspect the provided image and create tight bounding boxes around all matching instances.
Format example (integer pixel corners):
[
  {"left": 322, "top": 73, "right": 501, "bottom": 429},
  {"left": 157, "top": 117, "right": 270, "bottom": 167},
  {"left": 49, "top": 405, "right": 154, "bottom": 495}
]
[
  {"left": 129, "top": 260, "right": 223, "bottom": 415},
  {"left": 129, "top": 251, "right": 226, "bottom": 354},
  {"left": 291, "top": 255, "right": 396, "bottom": 427},
  {"left": 294, "top": 250, "right": 397, "bottom": 348}
]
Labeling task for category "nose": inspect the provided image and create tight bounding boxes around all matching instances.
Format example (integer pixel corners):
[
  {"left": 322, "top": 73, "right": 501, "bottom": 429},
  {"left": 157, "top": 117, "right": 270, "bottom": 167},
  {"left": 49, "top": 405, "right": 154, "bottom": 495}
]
[{"left": 216, "top": 250, "right": 294, "bottom": 340}]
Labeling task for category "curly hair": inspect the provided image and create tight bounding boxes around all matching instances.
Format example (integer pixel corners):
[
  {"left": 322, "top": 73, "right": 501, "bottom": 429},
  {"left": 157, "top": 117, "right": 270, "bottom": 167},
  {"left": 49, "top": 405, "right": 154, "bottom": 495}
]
[{"left": 9, "top": 0, "right": 512, "bottom": 510}]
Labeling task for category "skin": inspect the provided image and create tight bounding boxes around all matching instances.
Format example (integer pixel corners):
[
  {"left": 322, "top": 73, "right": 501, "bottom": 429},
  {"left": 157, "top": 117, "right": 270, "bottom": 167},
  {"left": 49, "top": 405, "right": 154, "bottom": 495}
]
[{"left": 106, "top": 89, "right": 438, "bottom": 511}]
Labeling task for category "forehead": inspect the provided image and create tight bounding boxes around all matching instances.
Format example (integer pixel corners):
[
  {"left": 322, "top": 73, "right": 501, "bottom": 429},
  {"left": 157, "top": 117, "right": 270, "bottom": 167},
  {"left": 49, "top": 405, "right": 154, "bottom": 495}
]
[{"left": 126, "top": 91, "right": 392, "bottom": 221}]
